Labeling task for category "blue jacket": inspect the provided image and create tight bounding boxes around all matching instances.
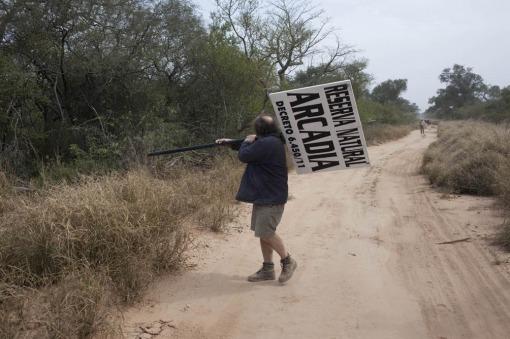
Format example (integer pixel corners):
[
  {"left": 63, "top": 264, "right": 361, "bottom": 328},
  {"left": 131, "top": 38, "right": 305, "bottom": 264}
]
[{"left": 233, "top": 134, "right": 288, "bottom": 205}]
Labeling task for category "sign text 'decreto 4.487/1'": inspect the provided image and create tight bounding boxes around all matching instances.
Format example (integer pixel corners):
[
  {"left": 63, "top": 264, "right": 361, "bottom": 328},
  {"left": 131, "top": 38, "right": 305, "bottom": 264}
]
[{"left": 269, "top": 80, "right": 370, "bottom": 174}]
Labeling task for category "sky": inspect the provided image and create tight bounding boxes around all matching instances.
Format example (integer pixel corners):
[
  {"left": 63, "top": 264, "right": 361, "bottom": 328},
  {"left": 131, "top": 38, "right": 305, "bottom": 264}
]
[{"left": 194, "top": 0, "right": 510, "bottom": 111}]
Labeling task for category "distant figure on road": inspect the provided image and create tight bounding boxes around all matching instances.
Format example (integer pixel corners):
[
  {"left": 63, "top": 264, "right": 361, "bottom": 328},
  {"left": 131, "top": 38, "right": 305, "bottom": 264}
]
[
  {"left": 420, "top": 119, "right": 426, "bottom": 135},
  {"left": 216, "top": 115, "right": 297, "bottom": 284}
]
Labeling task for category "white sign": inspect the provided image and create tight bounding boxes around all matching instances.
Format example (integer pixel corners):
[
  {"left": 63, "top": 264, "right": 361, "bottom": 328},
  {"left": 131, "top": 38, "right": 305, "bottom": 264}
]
[{"left": 269, "top": 80, "right": 370, "bottom": 174}]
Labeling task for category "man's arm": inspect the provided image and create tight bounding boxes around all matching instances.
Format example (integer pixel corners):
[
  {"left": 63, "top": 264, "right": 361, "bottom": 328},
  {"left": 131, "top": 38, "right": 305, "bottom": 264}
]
[
  {"left": 238, "top": 135, "right": 267, "bottom": 163},
  {"left": 215, "top": 138, "right": 243, "bottom": 150},
  {"left": 216, "top": 135, "right": 265, "bottom": 162}
]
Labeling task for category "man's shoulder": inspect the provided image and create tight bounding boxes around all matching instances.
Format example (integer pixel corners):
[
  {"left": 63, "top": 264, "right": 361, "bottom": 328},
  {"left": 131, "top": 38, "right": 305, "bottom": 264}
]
[{"left": 259, "top": 134, "right": 283, "bottom": 146}]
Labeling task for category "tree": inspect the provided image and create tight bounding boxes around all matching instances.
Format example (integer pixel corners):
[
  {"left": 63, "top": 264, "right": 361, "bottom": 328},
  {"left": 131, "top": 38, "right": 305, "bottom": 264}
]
[
  {"left": 361, "top": 78, "right": 418, "bottom": 124},
  {"left": 371, "top": 79, "right": 408, "bottom": 104},
  {"left": 171, "top": 27, "right": 268, "bottom": 140},
  {"left": 290, "top": 58, "right": 372, "bottom": 98},
  {"left": 427, "top": 64, "right": 487, "bottom": 118},
  {"left": 213, "top": 0, "right": 354, "bottom": 88},
  {"left": 0, "top": 0, "right": 268, "bottom": 176},
  {"left": 459, "top": 85, "right": 510, "bottom": 122},
  {"left": 213, "top": 0, "right": 263, "bottom": 59}
]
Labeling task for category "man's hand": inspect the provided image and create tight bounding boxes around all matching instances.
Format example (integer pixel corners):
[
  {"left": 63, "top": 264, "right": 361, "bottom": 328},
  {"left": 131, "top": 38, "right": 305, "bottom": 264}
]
[
  {"left": 215, "top": 138, "right": 233, "bottom": 145},
  {"left": 244, "top": 134, "right": 256, "bottom": 143}
]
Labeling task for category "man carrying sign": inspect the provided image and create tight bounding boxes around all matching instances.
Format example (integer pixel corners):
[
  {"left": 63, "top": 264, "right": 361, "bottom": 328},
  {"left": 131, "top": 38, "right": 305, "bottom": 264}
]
[{"left": 216, "top": 115, "right": 298, "bottom": 284}]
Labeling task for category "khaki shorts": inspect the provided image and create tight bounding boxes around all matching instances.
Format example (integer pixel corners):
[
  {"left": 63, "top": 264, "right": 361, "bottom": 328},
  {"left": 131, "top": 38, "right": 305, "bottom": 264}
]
[{"left": 251, "top": 204, "right": 285, "bottom": 238}]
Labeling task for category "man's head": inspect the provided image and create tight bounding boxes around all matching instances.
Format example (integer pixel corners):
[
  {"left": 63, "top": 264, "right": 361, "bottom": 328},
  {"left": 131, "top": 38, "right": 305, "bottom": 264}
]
[{"left": 254, "top": 115, "right": 279, "bottom": 136}]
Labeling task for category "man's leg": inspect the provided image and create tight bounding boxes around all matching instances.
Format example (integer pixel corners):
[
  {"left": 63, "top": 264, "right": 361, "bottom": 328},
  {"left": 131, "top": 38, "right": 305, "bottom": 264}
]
[
  {"left": 261, "top": 233, "right": 287, "bottom": 259},
  {"left": 262, "top": 233, "right": 296, "bottom": 284},
  {"left": 260, "top": 238, "right": 274, "bottom": 263},
  {"left": 248, "top": 204, "right": 296, "bottom": 283},
  {"left": 246, "top": 236, "right": 277, "bottom": 282}
]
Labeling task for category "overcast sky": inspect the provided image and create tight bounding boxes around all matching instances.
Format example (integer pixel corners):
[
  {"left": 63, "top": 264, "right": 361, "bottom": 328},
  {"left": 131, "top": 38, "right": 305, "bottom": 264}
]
[{"left": 194, "top": 0, "right": 510, "bottom": 111}]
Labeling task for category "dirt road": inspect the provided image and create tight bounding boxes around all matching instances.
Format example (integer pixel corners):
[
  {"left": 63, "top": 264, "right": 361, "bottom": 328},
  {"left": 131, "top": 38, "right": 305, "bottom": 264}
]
[{"left": 123, "top": 128, "right": 510, "bottom": 339}]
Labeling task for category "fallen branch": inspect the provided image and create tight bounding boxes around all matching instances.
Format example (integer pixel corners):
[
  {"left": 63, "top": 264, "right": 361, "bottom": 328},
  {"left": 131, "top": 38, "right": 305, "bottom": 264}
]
[{"left": 436, "top": 237, "right": 471, "bottom": 245}]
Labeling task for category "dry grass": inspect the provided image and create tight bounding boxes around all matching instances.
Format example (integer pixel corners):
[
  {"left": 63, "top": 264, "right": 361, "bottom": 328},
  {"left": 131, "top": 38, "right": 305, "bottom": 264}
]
[
  {"left": 0, "top": 172, "right": 9, "bottom": 192},
  {"left": 496, "top": 158, "right": 510, "bottom": 209},
  {"left": 149, "top": 154, "right": 243, "bottom": 232},
  {"left": 0, "top": 172, "right": 14, "bottom": 214},
  {"left": 422, "top": 121, "right": 510, "bottom": 195},
  {"left": 495, "top": 158, "right": 510, "bottom": 250},
  {"left": 0, "top": 155, "right": 242, "bottom": 338},
  {"left": 364, "top": 123, "right": 415, "bottom": 145},
  {"left": 1, "top": 270, "right": 116, "bottom": 339},
  {"left": 421, "top": 121, "right": 510, "bottom": 250}
]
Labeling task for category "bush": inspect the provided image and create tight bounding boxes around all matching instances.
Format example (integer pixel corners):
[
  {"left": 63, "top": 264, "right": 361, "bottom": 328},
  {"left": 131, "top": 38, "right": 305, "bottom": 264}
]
[
  {"left": 0, "top": 156, "right": 243, "bottom": 337},
  {"left": 496, "top": 158, "right": 510, "bottom": 209},
  {"left": 495, "top": 158, "right": 510, "bottom": 251},
  {"left": 422, "top": 121, "right": 510, "bottom": 195},
  {"left": 0, "top": 270, "right": 115, "bottom": 339},
  {"left": 364, "top": 123, "right": 415, "bottom": 145},
  {"left": 0, "top": 172, "right": 18, "bottom": 216},
  {"left": 0, "top": 170, "right": 189, "bottom": 292}
]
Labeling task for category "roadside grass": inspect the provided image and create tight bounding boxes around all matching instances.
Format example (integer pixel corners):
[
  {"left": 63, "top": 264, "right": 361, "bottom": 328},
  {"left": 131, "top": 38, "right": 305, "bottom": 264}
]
[
  {"left": 0, "top": 155, "right": 242, "bottom": 338},
  {"left": 421, "top": 121, "right": 510, "bottom": 249},
  {"left": 422, "top": 121, "right": 510, "bottom": 195},
  {"left": 495, "top": 158, "right": 510, "bottom": 249},
  {"left": 364, "top": 123, "right": 415, "bottom": 145},
  {"left": 0, "top": 172, "right": 11, "bottom": 214},
  {"left": 496, "top": 158, "right": 510, "bottom": 210}
]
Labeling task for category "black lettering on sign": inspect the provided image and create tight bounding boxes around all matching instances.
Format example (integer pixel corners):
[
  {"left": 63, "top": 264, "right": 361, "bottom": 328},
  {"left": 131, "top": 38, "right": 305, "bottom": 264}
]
[
  {"left": 304, "top": 140, "right": 335, "bottom": 154},
  {"left": 289, "top": 92, "right": 340, "bottom": 172},
  {"left": 330, "top": 101, "right": 352, "bottom": 111},
  {"left": 324, "top": 84, "right": 348, "bottom": 94},
  {"left": 332, "top": 111, "right": 355, "bottom": 119},
  {"left": 332, "top": 107, "right": 354, "bottom": 114},
  {"left": 310, "top": 159, "right": 340, "bottom": 171},
  {"left": 324, "top": 84, "right": 356, "bottom": 128},
  {"left": 293, "top": 104, "right": 324, "bottom": 120},
  {"left": 333, "top": 118, "right": 356, "bottom": 128},
  {"left": 337, "top": 127, "right": 368, "bottom": 167},
  {"left": 342, "top": 150, "right": 364, "bottom": 157},
  {"left": 297, "top": 117, "right": 327, "bottom": 130},
  {"left": 344, "top": 157, "right": 368, "bottom": 167},
  {"left": 340, "top": 140, "right": 362, "bottom": 152},
  {"left": 308, "top": 152, "right": 337, "bottom": 160},
  {"left": 337, "top": 128, "right": 358, "bottom": 137},
  {"left": 288, "top": 93, "right": 320, "bottom": 107},
  {"left": 301, "top": 131, "right": 331, "bottom": 144},
  {"left": 276, "top": 101, "right": 294, "bottom": 135},
  {"left": 328, "top": 95, "right": 350, "bottom": 104}
]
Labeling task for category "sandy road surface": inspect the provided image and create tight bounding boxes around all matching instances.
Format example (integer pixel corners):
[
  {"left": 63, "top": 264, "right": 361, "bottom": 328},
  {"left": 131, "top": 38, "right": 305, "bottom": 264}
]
[{"left": 123, "top": 128, "right": 510, "bottom": 339}]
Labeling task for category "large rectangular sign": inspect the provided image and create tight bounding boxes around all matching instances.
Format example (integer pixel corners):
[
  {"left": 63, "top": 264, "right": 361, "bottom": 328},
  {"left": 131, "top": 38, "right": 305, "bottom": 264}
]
[{"left": 269, "top": 80, "right": 370, "bottom": 174}]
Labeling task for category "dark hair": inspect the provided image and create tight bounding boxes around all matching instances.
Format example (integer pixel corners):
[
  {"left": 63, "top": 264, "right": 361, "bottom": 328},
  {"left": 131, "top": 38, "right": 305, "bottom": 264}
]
[{"left": 254, "top": 115, "right": 280, "bottom": 136}]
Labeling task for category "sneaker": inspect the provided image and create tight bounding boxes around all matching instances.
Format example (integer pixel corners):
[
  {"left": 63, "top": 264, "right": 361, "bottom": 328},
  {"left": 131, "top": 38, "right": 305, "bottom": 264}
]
[
  {"left": 247, "top": 262, "right": 276, "bottom": 282},
  {"left": 279, "top": 255, "right": 297, "bottom": 284}
]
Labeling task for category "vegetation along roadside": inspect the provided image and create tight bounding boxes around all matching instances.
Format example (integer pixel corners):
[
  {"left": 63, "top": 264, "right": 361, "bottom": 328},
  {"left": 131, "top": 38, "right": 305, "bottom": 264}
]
[
  {"left": 421, "top": 121, "right": 510, "bottom": 249},
  {"left": 0, "top": 157, "right": 242, "bottom": 338}
]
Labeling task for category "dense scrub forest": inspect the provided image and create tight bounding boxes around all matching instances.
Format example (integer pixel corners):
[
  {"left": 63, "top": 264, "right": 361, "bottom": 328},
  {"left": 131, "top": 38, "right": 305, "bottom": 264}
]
[
  {"left": 0, "top": 0, "right": 418, "bottom": 179},
  {"left": 426, "top": 64, "right": 510, "bottom": 122}
]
